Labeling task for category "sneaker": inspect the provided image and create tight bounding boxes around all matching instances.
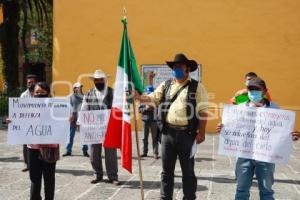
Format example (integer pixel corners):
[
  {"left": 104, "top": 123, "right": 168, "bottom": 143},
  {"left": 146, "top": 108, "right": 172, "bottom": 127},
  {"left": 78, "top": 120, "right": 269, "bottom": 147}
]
[
  {"left": 90, "top": 177, "right": 103, "bottom": 184},
  {"left": 141, "top": 153, "right": 147, "bottom": 158},
  {"left": 83, "top": 152, "right": 90, "bottom": 157},
  {"left": 62, "top": 152, "right": 72, "bottom": 157},
  {"left": 154, "top": 154, "right": 159, "bottom": 159}
]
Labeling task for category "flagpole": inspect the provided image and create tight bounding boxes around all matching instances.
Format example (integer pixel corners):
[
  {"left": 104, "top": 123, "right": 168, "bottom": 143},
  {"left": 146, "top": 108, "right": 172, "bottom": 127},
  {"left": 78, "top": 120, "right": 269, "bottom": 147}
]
[
  {"left": 123, "top": 8, "right": 145, "bottom": 200},
  {"left": 132, "top": 95, "right": 145, "bottom": 200}
]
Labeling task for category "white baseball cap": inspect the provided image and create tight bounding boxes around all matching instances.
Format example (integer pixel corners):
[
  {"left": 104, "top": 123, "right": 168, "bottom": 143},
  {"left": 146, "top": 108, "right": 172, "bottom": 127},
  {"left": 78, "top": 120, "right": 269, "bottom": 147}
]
[{"left": 73, "top": 82, "right": 83, "bottom": 88}]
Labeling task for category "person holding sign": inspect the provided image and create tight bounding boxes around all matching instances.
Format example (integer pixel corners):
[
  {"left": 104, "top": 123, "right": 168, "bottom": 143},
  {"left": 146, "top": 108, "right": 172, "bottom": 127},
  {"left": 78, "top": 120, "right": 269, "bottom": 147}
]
[
  {"left": 80, "top": 69, "right": 119, "bottom": 185},
  {"left": 230, "top": 72, "right": 272, "bottom": 105},
  {"left": 217, "top": 77, "right": 299, "bottom": 200},
  {"left": 135, "top": 53, "right": 209, "bottom": 200},
  {"left": 20, "top": 74, "right": 38, "bottom": 172},
  {"left": 7, "top": 82, "right": 59, "bottom": 200},
  {"left": 63, "top": 82, "right": 89, "bottom": 157}
]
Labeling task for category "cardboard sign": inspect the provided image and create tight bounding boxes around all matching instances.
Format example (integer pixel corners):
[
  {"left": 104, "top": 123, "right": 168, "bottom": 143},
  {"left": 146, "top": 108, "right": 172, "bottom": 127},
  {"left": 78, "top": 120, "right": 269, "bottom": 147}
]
[
  {"left": 218, "top": 104, "right": 295, "bottom": 164},
  {"left": 79, "top": 110, "right": 110, "bottom": 144},
  {"left": 141, "top": 64, "right": 201, "bottom": 89},
  {"left": 8, "top": 98, "right": 70, "bottom": 144}
]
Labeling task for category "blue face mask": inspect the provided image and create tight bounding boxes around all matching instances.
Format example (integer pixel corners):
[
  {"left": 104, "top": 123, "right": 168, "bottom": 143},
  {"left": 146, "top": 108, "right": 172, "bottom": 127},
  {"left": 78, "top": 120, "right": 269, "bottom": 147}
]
[
  {"left": 172, "top": 68, "right": 185, "bottom": 80},
  {"left": 248, "top": 90, "right": 263, "bottom": 103}
]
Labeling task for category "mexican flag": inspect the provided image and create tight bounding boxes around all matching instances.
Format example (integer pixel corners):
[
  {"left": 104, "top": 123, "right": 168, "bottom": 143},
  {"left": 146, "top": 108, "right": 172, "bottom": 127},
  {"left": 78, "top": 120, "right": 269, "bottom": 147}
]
[{"left": 103, "top": 17, "right": 144, "bottom": 173}]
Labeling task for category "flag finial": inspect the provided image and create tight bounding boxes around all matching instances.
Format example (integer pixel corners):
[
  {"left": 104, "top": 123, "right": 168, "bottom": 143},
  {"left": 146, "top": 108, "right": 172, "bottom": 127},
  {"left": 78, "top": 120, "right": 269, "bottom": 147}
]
[
  {"left": 122, "top": 6, "right": 127, "bottom": 25},
  {"left": 123, "top": 6, "right": 127, "bottom": 17}
]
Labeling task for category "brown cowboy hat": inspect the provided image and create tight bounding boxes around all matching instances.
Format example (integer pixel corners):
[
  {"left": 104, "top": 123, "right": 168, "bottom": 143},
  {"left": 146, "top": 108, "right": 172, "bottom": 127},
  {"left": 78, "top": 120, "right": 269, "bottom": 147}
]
[{"left": 166, "top": 53, "right": 198, "bottom": 72}]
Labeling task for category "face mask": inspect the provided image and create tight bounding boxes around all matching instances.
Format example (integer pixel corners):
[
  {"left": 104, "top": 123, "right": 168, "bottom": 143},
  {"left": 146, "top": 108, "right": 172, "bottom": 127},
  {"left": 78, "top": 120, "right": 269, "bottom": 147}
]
[
  {"left": 34, "top": 94, "right": 48, "bottom": 98},
  {"left": 248, "top": 90, "right": 263, "bottom": 103},
  {"left": 172, "top": 68, "right": 185, "bottom": 80},
  {"left": 95, "top": 83, "right": 105, "bottom": 91}
]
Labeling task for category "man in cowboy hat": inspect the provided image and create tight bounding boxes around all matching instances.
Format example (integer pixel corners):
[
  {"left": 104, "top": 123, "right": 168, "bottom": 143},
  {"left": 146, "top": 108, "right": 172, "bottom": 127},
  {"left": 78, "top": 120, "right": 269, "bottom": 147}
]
[
  {"left": 80, "top": 69, "right": 119, "bottom": 185},
  {"left": 135, "top": 53, "right": 209, "bottom": 199},
  {"left": 63, "top": 82, "right": 89, "bottom": 157}
]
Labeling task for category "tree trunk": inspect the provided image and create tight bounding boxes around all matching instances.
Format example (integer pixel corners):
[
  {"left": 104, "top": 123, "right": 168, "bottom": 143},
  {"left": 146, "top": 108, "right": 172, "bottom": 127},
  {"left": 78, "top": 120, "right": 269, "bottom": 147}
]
[
  {"left": 0, "top": 0, "right": 20, "bottom": 95},
  {"left": 21, "top": 0, "right": 29, "bottom": 64}
]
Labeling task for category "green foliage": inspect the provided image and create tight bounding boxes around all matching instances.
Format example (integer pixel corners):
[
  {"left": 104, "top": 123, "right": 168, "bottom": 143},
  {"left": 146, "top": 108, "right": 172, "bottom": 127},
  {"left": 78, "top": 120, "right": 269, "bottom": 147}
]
[
  {"left": 0, "top": 0, "right": 52, "bottom": 93},
  {"left": 0, "top": 0, "right": 20, "bottom": 94},
  {"left": 19, "top": 0, "right": 53, "bottom": 65},
  {"left": 0, "top": 88, "right": 23, "bottom": 116},
  {"left": 20, "top": 8, "right": 53, "bottom": 65},
  {"left": 0, "top": 92, "right": 8, "bottom": 116}
]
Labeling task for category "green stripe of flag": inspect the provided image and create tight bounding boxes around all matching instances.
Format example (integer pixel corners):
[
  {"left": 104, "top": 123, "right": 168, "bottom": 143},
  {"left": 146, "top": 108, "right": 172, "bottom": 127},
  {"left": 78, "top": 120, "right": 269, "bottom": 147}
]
[{"left": 118, "top": 17, "right": 144, "bottom": 94}]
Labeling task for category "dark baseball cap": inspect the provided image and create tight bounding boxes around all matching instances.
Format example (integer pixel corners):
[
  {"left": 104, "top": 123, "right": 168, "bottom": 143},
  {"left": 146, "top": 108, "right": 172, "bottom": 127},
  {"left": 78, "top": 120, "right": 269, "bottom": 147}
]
[{"left": 247, "top": 77, "right": 267, "bottom": 90}]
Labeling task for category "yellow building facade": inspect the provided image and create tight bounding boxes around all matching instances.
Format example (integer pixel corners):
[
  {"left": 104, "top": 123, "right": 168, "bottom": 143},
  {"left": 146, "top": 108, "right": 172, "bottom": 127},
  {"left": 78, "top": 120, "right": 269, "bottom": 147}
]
[{"left": 53, "top": 0, "right": 300, "bottom": 132}]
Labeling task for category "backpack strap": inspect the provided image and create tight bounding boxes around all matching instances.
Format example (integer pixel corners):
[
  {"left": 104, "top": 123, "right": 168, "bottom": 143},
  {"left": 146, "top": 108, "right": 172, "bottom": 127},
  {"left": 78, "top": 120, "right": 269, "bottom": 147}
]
[{"left": 164, "top": 79, "right": 190, "bottom": 109}]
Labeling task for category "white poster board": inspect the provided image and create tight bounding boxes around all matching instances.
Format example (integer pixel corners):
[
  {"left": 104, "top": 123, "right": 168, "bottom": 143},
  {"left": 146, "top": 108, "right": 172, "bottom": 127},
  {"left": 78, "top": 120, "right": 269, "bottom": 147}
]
[
  {"left": 218, "top": 104, "right": 295, "bottom": 164},
  {"left": 141, "top": 64, "right": 201, "bottom": 89},
  {"left": 78, "top": 110, "right": 110, "bottom": 144},
  {"left": 8, "top": 98, "right": 70, "bottom": 144}
]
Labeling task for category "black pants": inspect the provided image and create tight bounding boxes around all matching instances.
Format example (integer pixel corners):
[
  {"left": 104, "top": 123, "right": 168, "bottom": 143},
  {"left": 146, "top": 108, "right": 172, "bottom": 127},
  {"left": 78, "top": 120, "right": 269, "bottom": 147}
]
[
  {"left": 28, "top": 148, "right": 56, "bottom": 200},
  {"left": 142, "top": 121, "right": 159, "bottom": 155},
  {"left": 160, "top": 126, "right": 197, "bottom": 200},
  {"left": 23, "top": 144, "right": 28, "bottom": 166}
]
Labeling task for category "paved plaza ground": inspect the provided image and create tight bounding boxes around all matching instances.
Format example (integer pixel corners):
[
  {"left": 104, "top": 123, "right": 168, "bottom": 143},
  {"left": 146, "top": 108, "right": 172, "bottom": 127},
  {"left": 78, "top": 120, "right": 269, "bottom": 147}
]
[{"left": 0, "top": 129, "right": 300, "bottom": 200}]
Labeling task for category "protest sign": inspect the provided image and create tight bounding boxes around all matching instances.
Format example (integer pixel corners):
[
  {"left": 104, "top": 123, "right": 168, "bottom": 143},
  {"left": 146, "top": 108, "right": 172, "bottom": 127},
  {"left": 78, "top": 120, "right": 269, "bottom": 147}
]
[
  {"left": 8, "top": 98, "right": 70, "bottom": 144},
  {"left": 218, "top": 104, "right": 295, "bottom": 164},
  {"left": 141, "top": 64, "right": 201, "bottom": 88},
  {"left": 79, "top": 110, "right": 110, "bottom": 144}
]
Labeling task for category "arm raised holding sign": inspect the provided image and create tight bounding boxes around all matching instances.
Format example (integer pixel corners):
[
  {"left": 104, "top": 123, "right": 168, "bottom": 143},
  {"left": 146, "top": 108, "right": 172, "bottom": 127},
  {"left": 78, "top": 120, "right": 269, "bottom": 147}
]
[
  {"left": 292, "top": 131, "right": 300, "bottom": 141},
  {"left": 216, "top": 123, "right": 223, "bottom": 133}
]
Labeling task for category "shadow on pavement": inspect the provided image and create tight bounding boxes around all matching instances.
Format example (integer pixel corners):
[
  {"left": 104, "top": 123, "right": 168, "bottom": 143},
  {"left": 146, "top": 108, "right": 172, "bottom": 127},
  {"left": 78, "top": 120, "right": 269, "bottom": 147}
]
[
  {"left": 274, "top": 179, "right": 300, "bottom": 185},
  {"left": 196, "top": 176, "right": 300, "bottom": 186},
  {"left": 118, "top": 180, "right": 208, "bottom": 191},
  {"left": 56, "top": 168, "right": 94, "bottom": 176},
  {"left": 0, "top": 156, "right": 23, "bottom": 163},
  {"left": 194, "top": 157, "right": 216, "bottom": 162},
  {"left": 197, "top": 176, "right": 236, "bottom": 184}
]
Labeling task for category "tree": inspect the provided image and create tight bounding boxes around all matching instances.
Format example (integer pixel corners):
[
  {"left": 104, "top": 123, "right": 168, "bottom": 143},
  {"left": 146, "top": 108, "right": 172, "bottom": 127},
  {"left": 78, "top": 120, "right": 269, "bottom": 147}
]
[
  {"left": 0, "top": 0, "right": 20, "bottom": 94},
  {"left": 0, "top": 0, "right": 52, "bottom": 95}
]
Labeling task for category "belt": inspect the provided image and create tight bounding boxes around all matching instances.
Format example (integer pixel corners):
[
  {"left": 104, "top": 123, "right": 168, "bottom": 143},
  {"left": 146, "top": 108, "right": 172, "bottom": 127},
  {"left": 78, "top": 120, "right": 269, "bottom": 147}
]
[{"left": 165, "top": 123, "right": 188, "bottom": 131}]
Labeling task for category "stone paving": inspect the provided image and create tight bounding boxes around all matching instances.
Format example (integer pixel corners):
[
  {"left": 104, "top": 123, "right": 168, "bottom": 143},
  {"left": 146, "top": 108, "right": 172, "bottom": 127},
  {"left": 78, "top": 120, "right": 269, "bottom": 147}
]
[{"left": 0, "top": 129, "right": 300, "bottom": 200}]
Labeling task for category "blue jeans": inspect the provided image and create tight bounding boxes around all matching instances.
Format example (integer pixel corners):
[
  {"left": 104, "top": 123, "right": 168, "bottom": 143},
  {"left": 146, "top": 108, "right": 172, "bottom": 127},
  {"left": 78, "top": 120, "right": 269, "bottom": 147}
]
[
  {"left": 235, "top": 158, "right": 275, "bottom": 200},
  {"left": 66, "top": 124, "right": 88, "bottom": 153}
]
